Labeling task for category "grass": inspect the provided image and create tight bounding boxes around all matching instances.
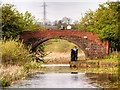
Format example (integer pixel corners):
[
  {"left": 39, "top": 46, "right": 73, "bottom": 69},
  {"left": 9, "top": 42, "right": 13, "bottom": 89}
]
[
  {"left": 42, "top": 38, "right": 85, "bottom": 63},
  {"left": 0, "top": 64, "right": 27, "bottom": 87},
  {"left": 0, "top": 62, "right": 43, "bottom": 87},
  {"left": 0, "top": 39, "right": 43, "bottom": 87},
  {"left": 44, "top": 39, "right": 83, "bottom": 53}
]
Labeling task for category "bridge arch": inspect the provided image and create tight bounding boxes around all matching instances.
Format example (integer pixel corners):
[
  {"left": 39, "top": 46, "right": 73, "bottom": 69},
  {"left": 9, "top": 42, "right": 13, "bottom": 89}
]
[{"left": 20, "top": 30, "right": 109, "bottom": 59}]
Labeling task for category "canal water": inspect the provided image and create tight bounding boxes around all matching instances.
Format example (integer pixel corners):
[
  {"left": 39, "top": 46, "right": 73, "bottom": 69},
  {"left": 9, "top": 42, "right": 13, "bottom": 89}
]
[{"left": 9, "top": 64, "right": 118, "bottom": 88}]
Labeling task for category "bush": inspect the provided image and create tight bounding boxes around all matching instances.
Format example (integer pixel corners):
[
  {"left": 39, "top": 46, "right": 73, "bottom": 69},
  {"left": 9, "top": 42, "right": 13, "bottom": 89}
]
[{"left": 2, "top": 39, "right": 33, "bottom": 65}]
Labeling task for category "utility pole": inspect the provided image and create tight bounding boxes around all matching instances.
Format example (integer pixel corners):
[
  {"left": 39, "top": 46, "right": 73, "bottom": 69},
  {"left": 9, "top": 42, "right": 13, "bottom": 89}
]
[{"left": 42, "top": 2, "right": 47, "bottom": 26}]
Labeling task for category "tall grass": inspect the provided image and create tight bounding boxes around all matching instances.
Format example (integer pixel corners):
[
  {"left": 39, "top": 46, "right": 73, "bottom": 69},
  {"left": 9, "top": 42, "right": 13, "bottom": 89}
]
[
  {"left": 1, "top": 39, "right": 37, "bottom": 87},
  {"left": 105, "top": 51, "right": 120, "bottom": 61},
  {"left": 0, "top": 64, "right": 28, "bottom": 87},
  {"left": 2, "top": 39, "right": 33, "bottom": 65}
]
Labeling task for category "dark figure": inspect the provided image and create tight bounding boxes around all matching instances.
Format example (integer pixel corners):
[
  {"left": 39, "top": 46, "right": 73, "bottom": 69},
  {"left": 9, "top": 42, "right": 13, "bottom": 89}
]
[
  {"left": 71, "top": 49, "right": 75, "bottom": 61},
  {"left": 73, "top": 46, "right": 78, "bottom": 61}
]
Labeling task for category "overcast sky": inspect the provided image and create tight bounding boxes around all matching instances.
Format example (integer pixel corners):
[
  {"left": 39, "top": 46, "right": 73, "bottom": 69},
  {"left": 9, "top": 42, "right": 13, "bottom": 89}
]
[{"left": 2, "top": 0, "right": 118, "bottom": 23}]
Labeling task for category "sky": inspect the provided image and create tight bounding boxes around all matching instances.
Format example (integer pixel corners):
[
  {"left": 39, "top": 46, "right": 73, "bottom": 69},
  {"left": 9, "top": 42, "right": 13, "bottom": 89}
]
[{"left": 1, "top": 0, "right": 118, "bottom": 23}]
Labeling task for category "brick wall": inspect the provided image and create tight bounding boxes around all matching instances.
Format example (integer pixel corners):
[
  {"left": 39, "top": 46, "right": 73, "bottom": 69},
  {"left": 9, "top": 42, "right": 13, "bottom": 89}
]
[{"left": 20, "top": 30, "right": 109, "bottom": 58}]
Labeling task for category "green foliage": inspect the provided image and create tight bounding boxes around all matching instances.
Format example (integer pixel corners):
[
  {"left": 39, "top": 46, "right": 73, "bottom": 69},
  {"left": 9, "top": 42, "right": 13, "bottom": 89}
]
[
  {"left": 2, "top": 4, "right": 44, "bottom": 39},
  {"left": 2, "top": 4, "right": 23, "bottom": 38},
  {"left": 76, "top": 1, "right": 120, "bottom": 51},
  {"left": 0, "top": 3, "right": 2, "bottom": 22},
  {"left": 2, "top": 38, "right": 33, "bottom": 65},
  {"left": 1, "top": 75, "right": 11, "bottom": 87},
  {"left": 20, "top": 11, "right": 44, "bottom": 31},
  {"left": 24, "top": 62, "right": 42, "bottom": 71}
]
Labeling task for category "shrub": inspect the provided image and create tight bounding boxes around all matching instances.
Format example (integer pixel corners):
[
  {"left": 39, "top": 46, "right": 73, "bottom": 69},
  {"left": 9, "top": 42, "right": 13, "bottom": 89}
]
[{"left": 2, "top": 38, "right": 33, "bottom": 65}]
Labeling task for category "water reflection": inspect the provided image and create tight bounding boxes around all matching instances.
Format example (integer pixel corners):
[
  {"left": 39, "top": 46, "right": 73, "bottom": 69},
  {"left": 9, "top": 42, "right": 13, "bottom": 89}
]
[
  {"left": 9, "top": 64, "right": 119, "bottom": 88},
  {"left": 11, "top": 73, "right": 97, "bottom": 88},
  {"left": 71, "top": 75, "right": 79, "bottom": 81},
  {"left": 86, "top": 73, "right": 119, "bottom": 88}
]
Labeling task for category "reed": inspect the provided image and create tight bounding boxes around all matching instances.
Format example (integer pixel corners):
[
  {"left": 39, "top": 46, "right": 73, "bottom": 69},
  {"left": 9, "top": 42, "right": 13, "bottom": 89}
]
[
  {"left": 2, "top": 38, "right": 33, "bottom": 65},
  {"left": 1, "top": 39, "right": 36, "bottom": 87},
  {"left": 0, "top": 64, "right": 28, "bottom": 87}
]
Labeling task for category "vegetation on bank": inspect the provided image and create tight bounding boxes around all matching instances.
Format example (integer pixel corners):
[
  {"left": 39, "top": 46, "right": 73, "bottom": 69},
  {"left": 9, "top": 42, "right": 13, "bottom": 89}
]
[
  {"left": 0, "top": 62, "right": 42, "bottom": 87},
  {"left": 0, "top": 3, "right": 45, "bottom": 87},
  {"left": 75, "top": 1, "right": 120, "bottom": 51},
  {"left": 1, "top": 39, "right": 43, "bottom": 87},
  {"left": 2, "top": 39, "right": 33, "bottom": 65}
]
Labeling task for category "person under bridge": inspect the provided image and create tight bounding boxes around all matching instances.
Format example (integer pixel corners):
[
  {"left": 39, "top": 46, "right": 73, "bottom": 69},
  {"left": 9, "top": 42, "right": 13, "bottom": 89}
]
[{"left": 71, "top": 46, "right": 78, "bottom": 61}]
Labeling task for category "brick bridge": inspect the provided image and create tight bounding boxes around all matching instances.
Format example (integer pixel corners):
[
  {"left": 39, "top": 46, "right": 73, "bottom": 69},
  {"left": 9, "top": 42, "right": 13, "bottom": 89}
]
[{"left": 20, "top": 30, "right": 109, "bottom": 59}]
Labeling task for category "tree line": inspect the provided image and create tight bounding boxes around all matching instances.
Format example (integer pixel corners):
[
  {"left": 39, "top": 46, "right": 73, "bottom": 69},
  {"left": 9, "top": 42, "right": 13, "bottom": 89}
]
[
  {"left": 75, "top": 1, "right": 120, "bottom": 51},
  {"left": 1, "top": 4, "right": 44, "bottom": 39}
]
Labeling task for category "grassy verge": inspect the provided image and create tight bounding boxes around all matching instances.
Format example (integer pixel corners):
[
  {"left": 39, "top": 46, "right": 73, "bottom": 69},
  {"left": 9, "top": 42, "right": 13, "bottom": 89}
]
[
  {"left": 0, "top": 61, "right": 42, "bottom": 87},
  {"left": 0, "top": 64, "right": 27, "bottom": 87},
  {"left": 0, "top": 39, "right": 43, "bottom": 87}
]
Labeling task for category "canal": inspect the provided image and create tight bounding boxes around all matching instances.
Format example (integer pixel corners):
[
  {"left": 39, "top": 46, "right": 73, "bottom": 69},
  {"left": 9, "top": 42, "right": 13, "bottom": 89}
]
[
  {"left": 10, "top": 64, "right": 99, "bottom": 88},
  {"left": 9, "top": 64, "right": 118, "bottom": 88}
]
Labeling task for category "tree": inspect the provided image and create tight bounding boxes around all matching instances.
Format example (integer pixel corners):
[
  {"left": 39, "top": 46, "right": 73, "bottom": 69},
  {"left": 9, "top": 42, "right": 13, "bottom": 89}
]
[
  {"left": 53, "top": 17, "right": 72, "bottom": 29},
  {"left": 62, "top": 17, "right": 72, "bottom": 24},
  {"left": 0, "top": 3, "right": 2, "bottom": 39},
  {"left": 76, "top": 1, "right": 120, "bottom": 51},
  {"left": 0, "top": 3, "right": 2, "bottom": 22},
  {"left": 2, "top": 4, "right": 44, "bottom": 39},
  {"left": 2, "top": 4, "right": 23, "bottom": 38},
  {"left": 2, "top": 4, "right": 45, "bottom": 61}
]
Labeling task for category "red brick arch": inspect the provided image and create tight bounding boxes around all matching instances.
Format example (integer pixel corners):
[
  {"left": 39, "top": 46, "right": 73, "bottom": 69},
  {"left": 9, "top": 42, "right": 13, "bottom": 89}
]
[{"left": 20, "top": 30, "right": 109, "bottom": 59}]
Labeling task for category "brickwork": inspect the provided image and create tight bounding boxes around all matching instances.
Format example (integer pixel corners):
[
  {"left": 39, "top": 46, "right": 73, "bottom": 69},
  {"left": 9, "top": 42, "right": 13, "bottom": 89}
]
[{"left": 20, "top": 30, "right": 109, "bottom": 59}]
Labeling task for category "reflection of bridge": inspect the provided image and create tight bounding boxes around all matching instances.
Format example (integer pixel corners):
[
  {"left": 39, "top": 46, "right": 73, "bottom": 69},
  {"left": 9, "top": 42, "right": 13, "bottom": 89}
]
[{"left": 20, "top": 30, "right": 109, "bottom": 59}]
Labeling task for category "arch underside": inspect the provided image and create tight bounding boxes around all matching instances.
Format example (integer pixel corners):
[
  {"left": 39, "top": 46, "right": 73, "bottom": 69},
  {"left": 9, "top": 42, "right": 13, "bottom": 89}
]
[{"left": 25, "top": 36, "right": 106, "bottom": 59}]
